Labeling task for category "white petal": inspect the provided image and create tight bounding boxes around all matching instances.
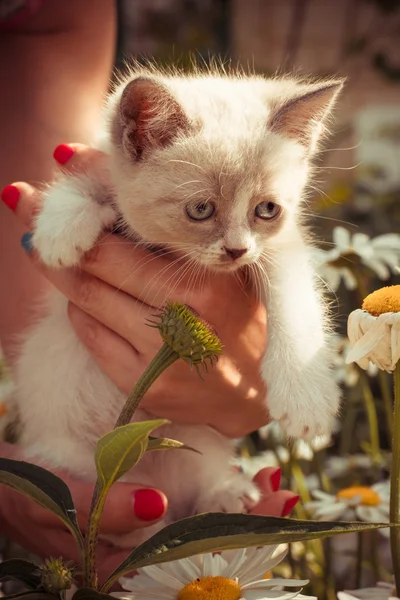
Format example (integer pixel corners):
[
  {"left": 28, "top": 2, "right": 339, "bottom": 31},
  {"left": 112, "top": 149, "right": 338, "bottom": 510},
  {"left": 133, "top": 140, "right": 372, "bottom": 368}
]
[
  {"left": 372, "top": 233, "right": 400, "bottom": 250},
  {"left": 364, "top": 258, "right": 390, "bottom": 280},
  {"left": 243, "top": 579, "right": 309, "bottom": 590},
  {"left": 239, "top": 546, "right": 285, "bottom": 585},
  {"left": 337, "top": 594, "right": 358, "bottom": 600},
  {"left": 311, "top": 490, "right": 336, "bottom": 501},
  {"left": 223, "top": 548, "right": 247, "bottom": 579},
  {"left": 356, "top": 505, "right": 376, "bottom": 522},
  {"left": 159, "top": 557, "right": 200, "bottom": 583},
  {"left": 333, "top": 227, "right": 351, "bottom": 251},
  {"left": 391, "top": 318, "right": 400, "bottom": 367},
  {"left": 346, "top": 319, "right": 387, "bottom": 364},
  {"left": 140, "top": 565, "right": 184, "bottom": 590},
  {"left": 353, "top": 233, "right": 373, "bottom": 258},
  {"left": 243, "top": 591, "right": 304, "bottom": 600},
  {"left": 342, "top": 268, "right": 358, "bottom": 290}
]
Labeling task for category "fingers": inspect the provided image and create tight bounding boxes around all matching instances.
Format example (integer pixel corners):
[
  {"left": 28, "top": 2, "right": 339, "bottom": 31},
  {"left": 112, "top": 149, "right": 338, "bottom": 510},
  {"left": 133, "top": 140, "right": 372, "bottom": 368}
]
[
  {"left": 2, "top": 182, "right": 41, "bottom": 229},
  {"left": 80, "top": 235, "right": 194, "bottom": 309},
  {"left": 52, "top": 143, "right": 106, "bottom": 175},
  {"left": 1, "top": 143, "right": 107, "bottom": 228},
  {"left": 251, "top": 468, "right": 300, "bottom": 518},
  {"left": 30, "top": 475, "right": 168, "bottom": 534}
]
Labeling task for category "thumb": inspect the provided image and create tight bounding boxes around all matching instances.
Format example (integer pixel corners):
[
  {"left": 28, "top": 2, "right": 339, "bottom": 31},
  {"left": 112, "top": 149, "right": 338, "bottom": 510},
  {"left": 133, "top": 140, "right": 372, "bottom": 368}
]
[
  {"left": 32, "top": 476, "right": 168, "bottom": 535},
  {"left": 99, "top": 482, "right": 168, "bottom": 534}
]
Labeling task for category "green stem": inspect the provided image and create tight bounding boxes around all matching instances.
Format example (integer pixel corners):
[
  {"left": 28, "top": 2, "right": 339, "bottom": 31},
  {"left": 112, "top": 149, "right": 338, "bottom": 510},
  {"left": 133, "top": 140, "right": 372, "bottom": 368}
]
[
  {"left": 360, "top": 373, "right": 381, "bottom": 465},
  {"left": 379, "top": 370, "right": 393, "bottom": 442},
  {"left": 115, "top": 343, "right": 178, "bottom": 427},
  {"left": 84, "top": 490, "right": 107, "bottom": 588},
  {"left": 355, "top": 532, "right": 363, "bottom": 588},
  {"left": 390, "top": 362, "right": 400, "bottom": 596},
  {"left": 84, "top": 342, "right": 179, "bottom": 588}
]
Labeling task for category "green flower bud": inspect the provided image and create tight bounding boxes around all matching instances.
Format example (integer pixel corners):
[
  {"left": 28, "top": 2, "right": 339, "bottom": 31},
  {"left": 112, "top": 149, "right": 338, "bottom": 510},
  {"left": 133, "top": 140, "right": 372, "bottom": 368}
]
[
  {"left": 37, "top": 558, "right": 74, "bottom": 593},
  {"left": 149, "top": 302, "right": 223, "bottom": 371}
]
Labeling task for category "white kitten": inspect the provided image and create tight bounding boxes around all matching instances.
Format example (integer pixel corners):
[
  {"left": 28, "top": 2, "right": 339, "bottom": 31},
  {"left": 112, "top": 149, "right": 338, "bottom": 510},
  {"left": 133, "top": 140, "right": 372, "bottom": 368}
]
[{"left": 14, "top": 66, "right": 343, "bottom": 546}]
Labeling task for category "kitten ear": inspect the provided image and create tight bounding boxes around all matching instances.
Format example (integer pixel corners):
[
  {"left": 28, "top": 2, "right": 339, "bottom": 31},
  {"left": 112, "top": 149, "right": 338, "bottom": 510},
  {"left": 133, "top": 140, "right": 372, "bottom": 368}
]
[
  {"left": 270, "top": 80, "right": 344, "bottom": 152},
  {"left": 116, "top": 77, "right": 190, "bottom": 160}
]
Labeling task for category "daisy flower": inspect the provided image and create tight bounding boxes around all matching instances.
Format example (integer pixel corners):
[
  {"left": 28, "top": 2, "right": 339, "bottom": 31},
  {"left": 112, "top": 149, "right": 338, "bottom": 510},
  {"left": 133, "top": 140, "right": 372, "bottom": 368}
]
[
  {"left": 346, "top": 284, "right": 400, "bottom": 591},
  {"left": 313, "top": 227, "right": 400, "bottom": 291},
  {"left": 304, "top": 481, "right": 390, "bottom": 536},
  {"left": 325, "top": 454, "right": 388, "bottom": 480},
  {"left": 346, "top": 285, "right": 400, "bottom": 372},
  {"left": 337, "top": 582, "right": 398, "bottom": 600},
  {"left": 119, "top": 546, "right": 317, "bottom": 599}
]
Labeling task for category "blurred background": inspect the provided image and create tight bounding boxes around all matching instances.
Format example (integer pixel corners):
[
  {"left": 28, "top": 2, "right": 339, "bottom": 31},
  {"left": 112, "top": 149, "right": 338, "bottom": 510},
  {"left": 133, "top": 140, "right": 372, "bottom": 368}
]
[{"left": 1, "top": 1, "right": 400, "bottom": 597}]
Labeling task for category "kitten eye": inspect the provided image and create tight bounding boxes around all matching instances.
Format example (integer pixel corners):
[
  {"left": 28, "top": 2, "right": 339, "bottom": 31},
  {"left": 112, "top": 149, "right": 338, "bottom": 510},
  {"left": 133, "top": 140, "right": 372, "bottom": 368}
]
[
  {"left": 255, "top": 201, "right": 281, "bottom": 220},
  {"left": 186, "top": 201, "right": 215, "bottom": 221}
]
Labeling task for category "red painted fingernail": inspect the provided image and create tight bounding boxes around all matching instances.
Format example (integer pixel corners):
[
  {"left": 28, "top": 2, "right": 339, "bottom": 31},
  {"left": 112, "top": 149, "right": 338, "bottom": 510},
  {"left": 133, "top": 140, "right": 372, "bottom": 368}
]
[
  {"left": 1, "top": 184, "right": 20, "bottom": 211},
  {"left": 281, "top": 495, "right": 300, "bottom": 517},
  {"left": 53, "top": 143, "right": 75, "bottom": 165},
  {"left": 133, "top": 489, "right": 166, "bottom": 522},
  {"left": 270, "top": 468, "right": 281, "bottom": 492}
]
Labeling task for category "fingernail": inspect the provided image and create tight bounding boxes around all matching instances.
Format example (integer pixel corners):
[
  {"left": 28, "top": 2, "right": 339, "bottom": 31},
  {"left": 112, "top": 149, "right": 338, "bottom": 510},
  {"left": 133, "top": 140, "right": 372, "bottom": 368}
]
[
  {"left": 270, "top": 468, "right": 281, "bottom": 492},
  {"left": 53, "top": 143, "right": 75, "bottom": 165},
  {"left": 281, "top": 495, "right": 300, "bottom": 517},
  {"left": 1, "top": 184, "right": 20, "bottom": 211},
  {"left": 132, "top": 489, "right": 166, "bottom": 522},
  {"left": 21, "top": 232, "right": 33, "bottom": 254}
]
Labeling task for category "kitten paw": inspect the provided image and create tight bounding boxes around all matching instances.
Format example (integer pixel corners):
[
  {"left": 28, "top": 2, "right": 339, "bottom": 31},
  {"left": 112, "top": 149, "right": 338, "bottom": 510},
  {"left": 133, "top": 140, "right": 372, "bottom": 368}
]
[
  {"left": 33, "top": 178, "right": 115, "bottom": 268},
  {"left": 268, "top": 376, "right": 341, "bottom": 441},
  {"left": 33, "top": 230, "right": 91, "bottom": 268},
  {"left": 194, "top": 472, "right": 261, "bottom": 515}
]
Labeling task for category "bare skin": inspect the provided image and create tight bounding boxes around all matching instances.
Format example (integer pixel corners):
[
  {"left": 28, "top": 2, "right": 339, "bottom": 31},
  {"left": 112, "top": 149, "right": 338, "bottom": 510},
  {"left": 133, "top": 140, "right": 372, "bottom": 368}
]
[{"left": 0, "top": 1, "right": 298, "bottom": 570}]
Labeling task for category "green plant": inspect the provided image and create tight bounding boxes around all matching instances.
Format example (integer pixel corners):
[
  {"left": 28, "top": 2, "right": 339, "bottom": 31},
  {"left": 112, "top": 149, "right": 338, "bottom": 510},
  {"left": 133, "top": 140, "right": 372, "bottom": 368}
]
[{"left": 0, "top": 302, "right": 394, "bottom": 599}]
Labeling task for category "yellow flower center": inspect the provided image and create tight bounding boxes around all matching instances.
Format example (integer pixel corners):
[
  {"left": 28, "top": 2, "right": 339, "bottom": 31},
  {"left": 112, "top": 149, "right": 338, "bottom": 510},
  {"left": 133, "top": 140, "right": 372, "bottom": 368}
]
[
  {"left": 337, "top": 486, "right": 380, "bottom": 506},
  {"left": 362, "top": 285, "right": 400, "bottom": 316},
  {"left": 177, "top": 576, "right": 242, "bottom": 600}
]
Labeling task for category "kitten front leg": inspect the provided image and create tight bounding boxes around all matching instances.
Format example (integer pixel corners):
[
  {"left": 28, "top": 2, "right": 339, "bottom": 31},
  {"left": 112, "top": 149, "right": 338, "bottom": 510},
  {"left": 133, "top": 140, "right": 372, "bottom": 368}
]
[
  {"left": 33, "top": 175, "right": 116, "bottom": 267},
  {"left": 262, "top": 244, "right": 341, "bottom": 440}
]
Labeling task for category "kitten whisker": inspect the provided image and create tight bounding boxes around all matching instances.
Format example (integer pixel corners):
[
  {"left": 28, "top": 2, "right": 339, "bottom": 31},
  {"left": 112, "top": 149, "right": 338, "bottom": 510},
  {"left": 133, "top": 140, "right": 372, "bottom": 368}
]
[
  {"left": 139, "top": 250, "right": 198, "bottom": 306},
  {"left": 302, "top": 213, "right": 359, "bottom": 228},
  {"left": 166, "top": 159, "right": 208, "bottom": 176},
  {"left": 312, "top": 162, "right": 362, "bottom": 171},
  {"left": 318, "top": 142, "right": 361, "bottom": 153}
]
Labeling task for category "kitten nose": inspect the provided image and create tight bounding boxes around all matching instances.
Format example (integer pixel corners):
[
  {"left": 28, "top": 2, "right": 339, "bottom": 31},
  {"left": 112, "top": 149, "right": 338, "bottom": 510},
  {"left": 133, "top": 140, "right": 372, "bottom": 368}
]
[{"left": 224, "top": 247, "right": 248, "bottom": 260}]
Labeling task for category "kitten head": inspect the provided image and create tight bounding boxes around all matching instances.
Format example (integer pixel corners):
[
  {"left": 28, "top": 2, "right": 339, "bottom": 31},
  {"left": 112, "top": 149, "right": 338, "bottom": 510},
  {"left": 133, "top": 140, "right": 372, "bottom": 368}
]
[{"left": 108, "top": 70, "right": 343, "bottom": 272}]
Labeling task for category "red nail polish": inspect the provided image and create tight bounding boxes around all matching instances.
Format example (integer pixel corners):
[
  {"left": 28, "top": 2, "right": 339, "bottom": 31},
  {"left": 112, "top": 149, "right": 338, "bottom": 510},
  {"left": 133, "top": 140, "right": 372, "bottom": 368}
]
[
  {"left": 1, "top": 184, "right": 20, "bottom": 211},
  {"left": 281, "top": 495, "right": 300, "bottom": 517},
  {"left": 133, "top": 489, "right": 166, "bottom": 522},
  {"left": 270, "top": 468, "right": 281, "bottom": 492},
  {"left": 53, "top": 143, "right": 75, "bottom": 165}
]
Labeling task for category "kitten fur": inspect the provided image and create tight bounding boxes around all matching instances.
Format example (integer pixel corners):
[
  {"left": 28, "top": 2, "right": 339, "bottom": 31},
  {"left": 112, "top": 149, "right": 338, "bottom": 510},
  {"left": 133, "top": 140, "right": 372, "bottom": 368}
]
[{"left": 14, "top": 64, "right": 343, "bottom": 546}]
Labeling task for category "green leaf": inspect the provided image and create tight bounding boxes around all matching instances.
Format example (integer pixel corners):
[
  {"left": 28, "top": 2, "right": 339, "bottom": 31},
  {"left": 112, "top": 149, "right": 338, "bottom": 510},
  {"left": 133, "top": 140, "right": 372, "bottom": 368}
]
[
  {"left": 73, "top": 590, "right": 114, "bottom": 600},
  {"left": 102, "top": 512, "right": 392, "bottom": 591},
  {"left": 94, "top": 420, "right": 168, "bottom": 494},
  {"left": 147, "top": 436, "right": 201, "bottom": 454},
  {"left": 0, "top": 458, "right": 83, "bottom": 551},
  {"left": 0, "top": 559, "right": 41, "bottom": 590}
]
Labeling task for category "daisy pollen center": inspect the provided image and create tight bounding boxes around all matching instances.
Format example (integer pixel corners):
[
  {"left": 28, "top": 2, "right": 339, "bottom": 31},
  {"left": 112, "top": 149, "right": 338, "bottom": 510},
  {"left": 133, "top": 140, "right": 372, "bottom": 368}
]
[
  {"left": 336, "top": 485, "right": 380, "bottom": 506},
  {"left": 177, "top": 576, "right": 242, "bottom": 600},
  {"left": 362, "top": 284, "right": 400, "bottom": 316}
]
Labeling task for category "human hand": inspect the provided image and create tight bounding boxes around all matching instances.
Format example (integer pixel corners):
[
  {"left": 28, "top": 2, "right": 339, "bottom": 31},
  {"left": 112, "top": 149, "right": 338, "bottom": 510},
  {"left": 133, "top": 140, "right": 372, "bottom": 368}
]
[
  {"left": 1, "top": 143, "right": 268, "bottom": 438},
  {"left": 0, "top": 441, "right": 167, "bottom": 583},
  {"left": 0, "top": 443, "right": 297, "bottom": 585},
  {"left": 250, "top": 467, "right": 300, "bottom": 518}
]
